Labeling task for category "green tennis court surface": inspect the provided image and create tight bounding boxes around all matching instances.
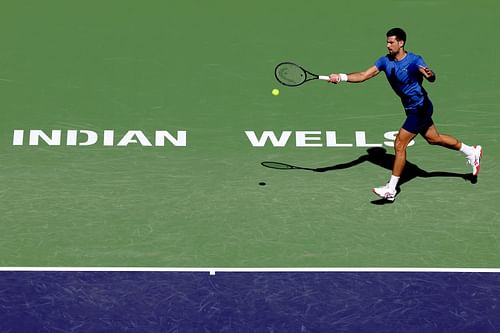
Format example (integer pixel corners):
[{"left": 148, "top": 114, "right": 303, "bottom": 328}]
[{"left": 1, "top": 1, "right": 499, "bottom": 268}]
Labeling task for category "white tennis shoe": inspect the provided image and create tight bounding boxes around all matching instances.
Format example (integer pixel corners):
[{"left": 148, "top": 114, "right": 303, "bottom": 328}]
[
  {"left": 372, "top": 184, "right": 397, "bottom": 201},
  {"left": 466, "top": 145, "right": 482, "bottom": 176}
]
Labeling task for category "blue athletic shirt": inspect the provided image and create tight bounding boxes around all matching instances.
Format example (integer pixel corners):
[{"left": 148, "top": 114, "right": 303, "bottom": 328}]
[{"left": 375, "top": 52, "right": 431, "bottom": 110}]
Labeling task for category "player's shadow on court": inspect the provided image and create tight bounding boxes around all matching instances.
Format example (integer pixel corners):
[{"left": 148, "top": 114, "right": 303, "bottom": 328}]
[{"left": 262, "top": 147, "right": 477, "bottom": 205}]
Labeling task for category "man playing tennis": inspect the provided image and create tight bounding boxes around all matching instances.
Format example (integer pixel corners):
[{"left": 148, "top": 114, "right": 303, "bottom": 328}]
[{"left": 329, "top": 27, "right": 482, "bottom": 201}]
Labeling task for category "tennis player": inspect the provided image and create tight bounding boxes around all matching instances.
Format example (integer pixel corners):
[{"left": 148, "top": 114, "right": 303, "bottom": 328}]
[{"left": 329, "top": 27, "right": 482, "bottom": 201}]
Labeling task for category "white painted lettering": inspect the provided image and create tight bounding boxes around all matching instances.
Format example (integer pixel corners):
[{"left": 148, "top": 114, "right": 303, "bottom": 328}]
[
  {"left": 325, "top": 131, "right": 353, "bottom": 147},
  {"left": 117, "top": 131, "right": 153, "bottom": 146},
  {"left": 103, "top": 130, "right": 115, "bottom": 146},
  {"left": 245, "top": 131, "right": 292, "bottom": 147},
  {"left": 29, "top": 130, "right": 61, "bottom": 146},
  {"left": 12, "top": 130, "right": 24, "bottom": 146},
  {"left": 355, "top": 131, "right": 383, "bottom": 147},
  {"left": 155, "top": 131, "right": 187, "bottom": 147},
  {"left": 296, "top": 131, "right": 322, "bottom": 147}
]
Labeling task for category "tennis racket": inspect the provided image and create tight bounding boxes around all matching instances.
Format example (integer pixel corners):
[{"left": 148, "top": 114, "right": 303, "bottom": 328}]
[{"left": 274, "top": 62, "right": 330, "bottom": 87}]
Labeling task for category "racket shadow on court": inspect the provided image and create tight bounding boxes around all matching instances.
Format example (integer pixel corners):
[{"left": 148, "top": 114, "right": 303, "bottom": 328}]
[{"left": 261, "top": 147, "right": 477, "bottom": 205}]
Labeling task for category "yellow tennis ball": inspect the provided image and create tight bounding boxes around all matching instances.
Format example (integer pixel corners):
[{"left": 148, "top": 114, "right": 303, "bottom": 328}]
[{"left": 272, "top": 88, "right": 280, "bottom": 96}]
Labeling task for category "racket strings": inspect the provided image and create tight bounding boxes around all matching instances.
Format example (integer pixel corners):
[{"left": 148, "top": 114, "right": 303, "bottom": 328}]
[{"left": 275, "top": 63, "right": 307, "bottom": 86}]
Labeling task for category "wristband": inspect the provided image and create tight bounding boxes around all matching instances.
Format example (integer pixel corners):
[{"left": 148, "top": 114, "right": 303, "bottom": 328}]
[{"left": 339, "top": 73, "right": 348, "bottom": 82}]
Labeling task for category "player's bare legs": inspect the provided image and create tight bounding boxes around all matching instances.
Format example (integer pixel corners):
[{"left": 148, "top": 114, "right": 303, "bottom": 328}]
[
  {"left": 373, "top": 124, "right": 483, "bottom": 201},
  {"left": 423, "top": 124, "right": 482, "bottom": 176},
  {"left": 422, "top": 125, "right": 461, "bottom": 149},
  {"left": 372, "top": 127, "right": 416, "bottom": 201},
  {"left": 393, "top": 128, "right": 417, "bottom": 177}
]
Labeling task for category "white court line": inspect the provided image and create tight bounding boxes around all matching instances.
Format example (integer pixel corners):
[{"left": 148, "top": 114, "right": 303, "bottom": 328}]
[{"left": 1, "top": 267, "right": 500, "bottom": 273}]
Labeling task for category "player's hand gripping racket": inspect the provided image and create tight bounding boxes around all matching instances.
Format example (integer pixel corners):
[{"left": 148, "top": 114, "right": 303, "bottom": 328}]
[{"left": 275, "top": 62, "right": 330, "bottom": 87}]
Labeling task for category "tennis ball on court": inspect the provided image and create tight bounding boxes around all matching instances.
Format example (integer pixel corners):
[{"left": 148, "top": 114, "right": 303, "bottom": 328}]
[{"left": 272, "top": 88, "right": 280, "bottom": 96}]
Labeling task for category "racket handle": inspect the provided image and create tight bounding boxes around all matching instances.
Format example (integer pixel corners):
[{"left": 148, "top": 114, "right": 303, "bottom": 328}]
[{"left": 318, "top": 75, "right": 330, "bottom": 81}]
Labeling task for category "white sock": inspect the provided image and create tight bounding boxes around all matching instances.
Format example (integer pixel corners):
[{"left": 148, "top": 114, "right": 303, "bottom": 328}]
[
  {"left": 388, "top": 175, "right": 400, "bottom": 191},
  {"left": 460, "top": 143, "right": 474, "bottom": 156}
]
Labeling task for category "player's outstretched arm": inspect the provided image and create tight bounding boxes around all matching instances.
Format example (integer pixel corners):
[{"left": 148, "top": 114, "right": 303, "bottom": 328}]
[{"left": 329, "top": 66, "right": 380, "bottom": 84}]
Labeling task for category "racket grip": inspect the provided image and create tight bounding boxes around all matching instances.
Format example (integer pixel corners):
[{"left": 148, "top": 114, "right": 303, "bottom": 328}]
[{"left": 318, "top": 75, "right": 330, "bottom": 81}]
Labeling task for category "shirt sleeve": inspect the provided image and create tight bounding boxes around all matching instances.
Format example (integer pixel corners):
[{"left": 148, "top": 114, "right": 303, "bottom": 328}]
[
  {"left": 415, "top": 55, "right": 428, "bottom": 68},
  {"left": 415, "top": 55, "right": 435, "bottom": 78},
  {"left": 374, "top": 56, "right": 387, "bottom": 72}
]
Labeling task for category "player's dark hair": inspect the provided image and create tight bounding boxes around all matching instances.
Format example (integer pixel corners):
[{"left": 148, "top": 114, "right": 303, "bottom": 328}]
[{"left": 386, "top": 27, "right": 406, "bottom": 44}]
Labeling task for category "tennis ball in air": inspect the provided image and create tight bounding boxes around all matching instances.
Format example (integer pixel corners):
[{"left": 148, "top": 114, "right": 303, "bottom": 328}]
[{"left": 272, "top": 88, "right": 280, "bottom": 96}]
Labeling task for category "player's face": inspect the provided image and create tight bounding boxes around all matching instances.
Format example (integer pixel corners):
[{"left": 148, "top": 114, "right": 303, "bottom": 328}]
[{"left": 386, "top": 36, "right": 404, "bottom": 55}]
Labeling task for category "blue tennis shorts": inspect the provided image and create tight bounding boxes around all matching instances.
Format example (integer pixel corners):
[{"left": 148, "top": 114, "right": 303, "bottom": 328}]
[{"left": 402, "top": 98, "right": 434, "bottom": 135}]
